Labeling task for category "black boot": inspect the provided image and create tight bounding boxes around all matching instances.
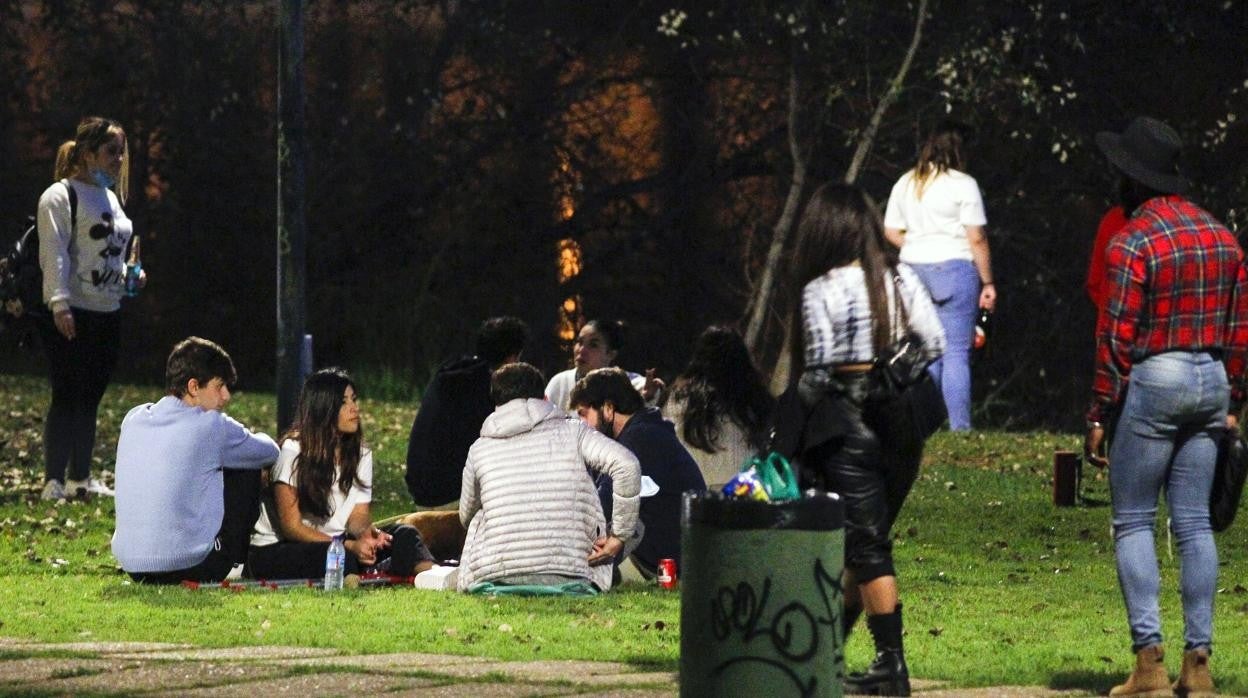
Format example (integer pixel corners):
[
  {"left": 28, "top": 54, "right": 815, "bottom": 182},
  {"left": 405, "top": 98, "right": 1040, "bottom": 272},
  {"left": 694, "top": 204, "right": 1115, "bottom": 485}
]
[
  {"left": 844, "top": 605, "right": 910, "bottom": 696},
  {"left": 842, "top": 601, "right": 863, "bottom": 644}
]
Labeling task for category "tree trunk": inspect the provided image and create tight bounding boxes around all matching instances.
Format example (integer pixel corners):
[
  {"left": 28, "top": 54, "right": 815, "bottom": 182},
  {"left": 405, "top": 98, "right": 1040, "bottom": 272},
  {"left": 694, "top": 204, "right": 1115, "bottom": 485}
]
[
  {"left": 744, "top": 0, "right": 931, "bottom": 384},
  {"left": 844, "top": 0, "right": 930, "bottom": 186},
  {"left": 743, "top": 54, "right": 809, "bottom": 357}
]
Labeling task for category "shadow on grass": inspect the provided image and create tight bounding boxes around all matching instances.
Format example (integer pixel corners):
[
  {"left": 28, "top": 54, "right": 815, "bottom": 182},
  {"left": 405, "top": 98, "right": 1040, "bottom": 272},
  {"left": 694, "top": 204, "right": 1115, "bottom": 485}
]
[
  {"left": 1050, "top": 669, "right": 1119, "bottom": 694},
  {"left": 99, "top": 583, "right": 229, "bottom": 608}
]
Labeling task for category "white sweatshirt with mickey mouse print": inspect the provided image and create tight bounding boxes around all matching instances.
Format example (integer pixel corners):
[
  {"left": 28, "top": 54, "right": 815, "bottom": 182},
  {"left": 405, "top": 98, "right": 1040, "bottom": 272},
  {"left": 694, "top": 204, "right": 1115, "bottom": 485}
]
[{"left": 37, "top": 179, "right": 133, "bottom": 313}]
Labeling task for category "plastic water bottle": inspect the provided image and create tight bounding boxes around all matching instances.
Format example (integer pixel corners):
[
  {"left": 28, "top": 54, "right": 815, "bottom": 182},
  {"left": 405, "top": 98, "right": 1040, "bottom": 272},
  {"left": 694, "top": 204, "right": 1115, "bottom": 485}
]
[
  {"left": 124, "top": 236, "right": 142, "bottom": 297},
  {"left": 324, "top": 535, "right": 345, "bottom": 590},
  {"left": 124, "top": 260, "right": 142, "bottom": 297}
]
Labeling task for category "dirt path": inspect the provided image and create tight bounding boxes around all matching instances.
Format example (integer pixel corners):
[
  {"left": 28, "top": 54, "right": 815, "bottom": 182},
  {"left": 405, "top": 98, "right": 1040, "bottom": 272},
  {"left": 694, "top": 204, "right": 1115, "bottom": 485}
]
[{"left": 0, "top": 637, "right": 1186, "bottom": 696}]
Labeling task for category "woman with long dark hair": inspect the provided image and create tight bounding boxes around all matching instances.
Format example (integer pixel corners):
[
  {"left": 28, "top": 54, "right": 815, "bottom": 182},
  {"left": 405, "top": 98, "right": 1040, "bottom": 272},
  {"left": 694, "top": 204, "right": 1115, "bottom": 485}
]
[
  {"left": 790, "top": 183, "right": 945, "bottom": 695},
  {"left": 37, "top": 116, "right": 145, "bottom": 500},
  {"left": 664, "top": 325, "right": 773, "bottom": 488},
  {"left": 883, "top": 120, "right": 994, "bottom": 431},
  {"left": 248, "top": 368, "right": 435, "bottom": 579}
]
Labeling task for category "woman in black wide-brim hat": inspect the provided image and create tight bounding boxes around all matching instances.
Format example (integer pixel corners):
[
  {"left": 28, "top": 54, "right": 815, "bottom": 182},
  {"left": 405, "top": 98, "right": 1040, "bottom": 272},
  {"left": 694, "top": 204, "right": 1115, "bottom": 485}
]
[{"left": 1085, "top": 115, "right": 1239, "bottom": 697}]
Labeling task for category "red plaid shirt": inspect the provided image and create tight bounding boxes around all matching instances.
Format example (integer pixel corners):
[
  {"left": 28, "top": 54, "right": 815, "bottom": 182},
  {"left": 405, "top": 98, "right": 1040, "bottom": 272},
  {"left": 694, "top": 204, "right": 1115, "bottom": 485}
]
[{"left": 1088, "top": 196, "right": 1248, "bottom": 423}]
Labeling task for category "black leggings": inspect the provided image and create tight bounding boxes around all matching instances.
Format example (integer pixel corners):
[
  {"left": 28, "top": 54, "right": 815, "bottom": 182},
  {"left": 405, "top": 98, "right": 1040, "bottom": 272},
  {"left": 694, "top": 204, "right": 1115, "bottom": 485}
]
[
  {"left": 38, "top": 308, "right": 120, "bottom": 483},
  {"left": 805, "top": 385, "right": 923, "bottom": 585},
  {"left": 246, "top": 524, "right": 435, "bottom": 580}
]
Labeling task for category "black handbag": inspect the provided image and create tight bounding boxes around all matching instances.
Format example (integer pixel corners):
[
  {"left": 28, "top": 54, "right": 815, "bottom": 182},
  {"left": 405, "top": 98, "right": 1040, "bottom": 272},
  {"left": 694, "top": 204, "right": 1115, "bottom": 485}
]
[
  {"left": 1212, "top": 427, "right": 1248, "bottom": 532},
  {"left": 865, "top": 273, "right": 946, "bottom": 440}
]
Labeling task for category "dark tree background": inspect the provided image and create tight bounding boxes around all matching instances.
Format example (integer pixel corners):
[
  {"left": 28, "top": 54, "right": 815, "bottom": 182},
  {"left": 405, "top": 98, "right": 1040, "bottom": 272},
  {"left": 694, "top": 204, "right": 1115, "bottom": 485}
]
[{"left": 1, "top": 0, "right": 1245, "bottom": 429}]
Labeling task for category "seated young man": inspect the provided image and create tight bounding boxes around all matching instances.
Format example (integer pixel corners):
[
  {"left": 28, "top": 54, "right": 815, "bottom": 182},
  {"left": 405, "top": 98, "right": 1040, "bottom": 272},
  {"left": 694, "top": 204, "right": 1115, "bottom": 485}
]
[
  {"left": 405, "top": 316, "right": 528, "bottom": 508},
  {"left": 570, "top": 367, "right": 706, "bottom": 579},
  {"left": 111, "top": 337, "right": 279, "bottom": 584},
  {"left": 457, "top": 362, "right": 641, "bottom": 592}
]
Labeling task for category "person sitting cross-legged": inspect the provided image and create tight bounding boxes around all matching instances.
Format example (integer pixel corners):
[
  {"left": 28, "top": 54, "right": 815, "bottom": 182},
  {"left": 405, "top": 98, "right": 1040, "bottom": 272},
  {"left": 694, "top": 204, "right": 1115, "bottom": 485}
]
[{"left": 457, "top": 362, "right": 641, "bottom": 592}]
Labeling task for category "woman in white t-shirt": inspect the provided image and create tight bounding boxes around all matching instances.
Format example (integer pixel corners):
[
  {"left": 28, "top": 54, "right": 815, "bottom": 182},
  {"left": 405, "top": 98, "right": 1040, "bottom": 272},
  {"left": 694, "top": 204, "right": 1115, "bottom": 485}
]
[
  {"left": 545, "top": 319, "right": 661, "bottom": 411},
  {"left": 248, "top": 369, "right": 435, "bottom": 579},
  {"left": 883, "top": 122, "right": 996, "bottom": 431}
]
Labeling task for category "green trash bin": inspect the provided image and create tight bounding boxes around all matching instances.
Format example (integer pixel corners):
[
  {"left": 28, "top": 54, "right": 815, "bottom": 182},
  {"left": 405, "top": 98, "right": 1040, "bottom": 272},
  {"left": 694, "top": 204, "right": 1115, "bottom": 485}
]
[{"left": 679, "top": 490, "right": 845, "bottom": 698}]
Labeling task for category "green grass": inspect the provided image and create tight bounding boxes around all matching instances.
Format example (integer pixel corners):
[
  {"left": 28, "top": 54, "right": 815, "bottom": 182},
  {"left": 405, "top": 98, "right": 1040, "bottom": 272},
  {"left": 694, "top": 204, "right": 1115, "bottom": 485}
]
[{"left": 0, "top": 372, "right": 1246, "bottom": 693}]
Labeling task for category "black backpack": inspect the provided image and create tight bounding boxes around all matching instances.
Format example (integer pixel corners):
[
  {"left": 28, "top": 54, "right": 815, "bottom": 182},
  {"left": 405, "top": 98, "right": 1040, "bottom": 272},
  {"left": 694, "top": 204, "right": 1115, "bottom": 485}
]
[{"left": 1, "top": 180, "right": 76, "bottom": 322}]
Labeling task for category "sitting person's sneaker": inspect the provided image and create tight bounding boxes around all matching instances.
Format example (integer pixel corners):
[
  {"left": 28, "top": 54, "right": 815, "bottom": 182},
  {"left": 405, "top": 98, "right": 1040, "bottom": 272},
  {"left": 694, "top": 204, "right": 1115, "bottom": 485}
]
[{"left": 40, "top": 479, "right": 66, "bottom": 501}]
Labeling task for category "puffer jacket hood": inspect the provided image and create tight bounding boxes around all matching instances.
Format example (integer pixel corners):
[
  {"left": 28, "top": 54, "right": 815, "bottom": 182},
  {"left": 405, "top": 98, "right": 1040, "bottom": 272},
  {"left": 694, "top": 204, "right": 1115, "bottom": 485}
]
[{"left": 480, "top": 398, "right": 564, "bottom": 439}]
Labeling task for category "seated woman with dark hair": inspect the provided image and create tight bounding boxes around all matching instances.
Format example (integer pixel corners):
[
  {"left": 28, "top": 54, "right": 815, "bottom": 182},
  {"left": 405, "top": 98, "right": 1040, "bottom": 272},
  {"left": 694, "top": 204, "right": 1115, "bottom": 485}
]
[
  {"left": 248, "top": 368, "right": 435, "bottom": 579},
  {"left": 545, "top": 319, "right": 662, "bottom": 411},
  {"left": 664, "top": 325, "right": 774, "bottom": 488}
]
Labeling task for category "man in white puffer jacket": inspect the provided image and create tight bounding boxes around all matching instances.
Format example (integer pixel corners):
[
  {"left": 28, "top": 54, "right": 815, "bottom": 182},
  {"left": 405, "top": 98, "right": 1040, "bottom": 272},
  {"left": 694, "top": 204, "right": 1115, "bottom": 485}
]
[{"left": 458, "top": 362, "right": 641, "bottom": 592}]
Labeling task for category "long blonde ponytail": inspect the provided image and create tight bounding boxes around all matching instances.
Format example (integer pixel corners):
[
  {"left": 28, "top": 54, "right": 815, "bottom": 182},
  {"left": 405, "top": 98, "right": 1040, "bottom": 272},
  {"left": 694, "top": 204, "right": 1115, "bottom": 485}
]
[{"left": 53, "top": 140, "right": 78, "bottom": 181}]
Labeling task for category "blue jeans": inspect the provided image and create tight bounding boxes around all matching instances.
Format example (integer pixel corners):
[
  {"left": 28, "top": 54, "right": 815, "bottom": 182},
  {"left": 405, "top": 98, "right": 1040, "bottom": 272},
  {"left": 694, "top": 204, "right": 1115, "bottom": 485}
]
[
  {"left": 1108, "top": 351, "right": 1225, "bottom": 652},
  {"left": 909, "top": 260, "right": 979, "bottom": 431}
]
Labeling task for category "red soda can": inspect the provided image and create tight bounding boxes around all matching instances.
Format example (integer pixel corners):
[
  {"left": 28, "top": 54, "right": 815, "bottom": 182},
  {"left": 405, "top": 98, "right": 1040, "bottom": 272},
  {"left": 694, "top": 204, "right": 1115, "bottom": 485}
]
[{"left": 657, "top": 558, "right": 678, "bottom": 590}]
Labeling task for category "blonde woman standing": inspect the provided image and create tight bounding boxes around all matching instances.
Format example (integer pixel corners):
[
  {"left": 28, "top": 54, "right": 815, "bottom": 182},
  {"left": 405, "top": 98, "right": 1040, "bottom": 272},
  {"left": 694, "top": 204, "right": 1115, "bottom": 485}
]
[
  {"left": 883, "top": 121, "right": 994, "bottom": 431},
  {"left": 37, "top": 116, "right": 144, "bottom": 500}
]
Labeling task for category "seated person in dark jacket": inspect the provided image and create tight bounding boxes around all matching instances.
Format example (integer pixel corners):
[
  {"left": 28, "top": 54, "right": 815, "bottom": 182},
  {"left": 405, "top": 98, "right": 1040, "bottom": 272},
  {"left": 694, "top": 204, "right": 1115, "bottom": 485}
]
[
  {"left": 405, "top": 316, "right": 528, "bottom": 507},
  {"left": 570, "top": 367, "right": 707, "bottom": 577}
]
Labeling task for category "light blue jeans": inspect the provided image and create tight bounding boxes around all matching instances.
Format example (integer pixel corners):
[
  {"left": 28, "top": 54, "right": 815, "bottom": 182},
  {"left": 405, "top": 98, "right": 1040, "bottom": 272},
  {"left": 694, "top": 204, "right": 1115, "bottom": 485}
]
[
  {"left": 909, "top": 259, "right": 979, "bottom": 431},
  {"left": 1108, "top": 351, "right": 1225, "bottom": 652}
]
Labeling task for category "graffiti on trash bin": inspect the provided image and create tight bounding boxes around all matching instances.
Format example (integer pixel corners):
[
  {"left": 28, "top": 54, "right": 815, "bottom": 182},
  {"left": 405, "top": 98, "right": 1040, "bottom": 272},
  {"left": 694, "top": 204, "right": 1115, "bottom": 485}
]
[{"left": 707, "top": 557, "right": 843, "bottom": 697}]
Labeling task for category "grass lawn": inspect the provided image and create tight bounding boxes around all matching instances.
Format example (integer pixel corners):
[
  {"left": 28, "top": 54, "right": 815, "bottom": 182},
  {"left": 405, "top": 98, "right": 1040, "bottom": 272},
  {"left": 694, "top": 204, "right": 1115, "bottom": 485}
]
[{"left": 0, "top": 372, "right": 1245, "bottom": 693}]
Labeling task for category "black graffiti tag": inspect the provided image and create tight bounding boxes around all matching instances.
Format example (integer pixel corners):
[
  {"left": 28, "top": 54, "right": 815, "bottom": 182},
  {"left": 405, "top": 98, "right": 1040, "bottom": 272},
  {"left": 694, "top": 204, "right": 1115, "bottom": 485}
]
[{"left": 707, "top": 558, "right": 843, "bottom": 698}]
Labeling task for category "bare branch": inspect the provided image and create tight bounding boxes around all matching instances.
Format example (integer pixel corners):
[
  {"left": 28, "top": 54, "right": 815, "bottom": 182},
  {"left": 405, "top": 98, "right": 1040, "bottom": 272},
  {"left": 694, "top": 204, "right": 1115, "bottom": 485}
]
[{"left": 844, "top": 0, "right": 930, "bottom": 185}]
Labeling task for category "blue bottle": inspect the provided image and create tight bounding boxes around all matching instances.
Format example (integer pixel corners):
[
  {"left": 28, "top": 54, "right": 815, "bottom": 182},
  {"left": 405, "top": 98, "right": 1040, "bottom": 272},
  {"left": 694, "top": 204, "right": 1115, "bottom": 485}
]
[
  {"left": 324, "top": 535, "right": 345, "bottom": 590},
  {"left": 124, "top": 236, "right": 142, "bottom": 297}
]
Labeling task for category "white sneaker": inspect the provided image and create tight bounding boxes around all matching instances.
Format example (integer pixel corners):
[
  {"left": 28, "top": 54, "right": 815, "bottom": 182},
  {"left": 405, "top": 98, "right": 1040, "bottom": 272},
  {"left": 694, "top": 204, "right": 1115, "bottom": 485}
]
[
  {"left": 66, "top": 478, "right": 114, "bottom": 498},
  {"left": 225, "top": 563, "right": 245, "bottom": 581},
  {"left": 86, "top": 478, "right": 115, "bottom": 497},
  {"left": 40, "top": 479, "right": 66, "bottom": 501}
]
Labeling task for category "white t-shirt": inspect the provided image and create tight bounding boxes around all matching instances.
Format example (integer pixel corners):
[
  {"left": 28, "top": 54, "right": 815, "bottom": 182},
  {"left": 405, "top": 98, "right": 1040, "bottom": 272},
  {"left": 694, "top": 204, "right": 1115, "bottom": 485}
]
[
  {"left": 545, "top": 367, "right": 647, "bottom": 412},
  {"left": 250, "top": 439, "right": 373, "bottom": 547},
  {"left": 883, "top": 168, "right": 987, "bottom": 265}
]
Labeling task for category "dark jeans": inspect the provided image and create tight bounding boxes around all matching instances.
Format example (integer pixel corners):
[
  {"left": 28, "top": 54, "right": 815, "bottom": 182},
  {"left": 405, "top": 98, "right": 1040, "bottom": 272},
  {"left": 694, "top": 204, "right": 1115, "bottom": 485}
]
[
  {"left": 805, "top": 376, "right": 924, "bottom": 584},
  {"left": 246, "top": 524, "right": 434, "bottom": 580},
  {"left": 129, "top": 469, "right": 262, "bottom": 584},
  {"left": 38, "top": 308, "right": 120, "bottom": 483}
]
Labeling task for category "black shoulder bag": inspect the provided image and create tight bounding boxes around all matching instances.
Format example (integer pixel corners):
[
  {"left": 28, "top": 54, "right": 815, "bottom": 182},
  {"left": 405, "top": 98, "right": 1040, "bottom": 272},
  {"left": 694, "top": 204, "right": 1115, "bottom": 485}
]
[
  {"left": 1212, "top": 427, "right": 1247, "bottom": 532},
  {"left": 864, "top": 271, "right": 946, "bottom": 441}
]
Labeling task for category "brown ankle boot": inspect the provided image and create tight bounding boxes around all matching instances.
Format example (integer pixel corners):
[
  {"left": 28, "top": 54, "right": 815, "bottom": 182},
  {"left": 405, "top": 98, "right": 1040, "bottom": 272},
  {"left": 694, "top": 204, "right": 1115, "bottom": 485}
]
[
  {"left": 1173, "top": 647, "right": 1214, "bottom": 697},
  {"left": 1109, "top": 645, "right": 1171, "bottom": 697}
]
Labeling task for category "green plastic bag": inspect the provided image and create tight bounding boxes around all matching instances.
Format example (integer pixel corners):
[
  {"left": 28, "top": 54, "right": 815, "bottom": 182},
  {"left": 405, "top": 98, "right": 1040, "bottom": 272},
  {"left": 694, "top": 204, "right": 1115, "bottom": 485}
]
[{"left": 741, "top": 451, "right": 800, "bottom": 501}]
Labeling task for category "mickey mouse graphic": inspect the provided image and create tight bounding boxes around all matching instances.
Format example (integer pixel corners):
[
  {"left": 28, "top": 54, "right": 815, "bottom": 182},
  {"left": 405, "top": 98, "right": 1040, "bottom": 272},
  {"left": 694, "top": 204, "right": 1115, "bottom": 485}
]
[{"left": 83, "top": 211, "right": 129, "bottom": 288}]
